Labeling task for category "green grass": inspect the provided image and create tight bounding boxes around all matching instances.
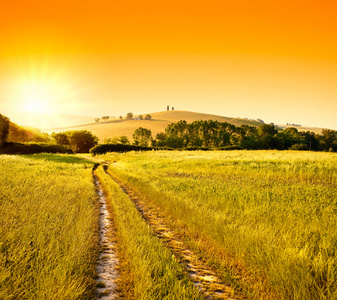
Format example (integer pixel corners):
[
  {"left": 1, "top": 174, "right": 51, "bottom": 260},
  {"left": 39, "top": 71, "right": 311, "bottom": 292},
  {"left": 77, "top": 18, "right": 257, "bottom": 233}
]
[
  {"left": 95, "top": 165, "right": 202, "bottom": 300},
  {"left": 97, "top": 150, "right": 337, "bottom": 299},
  {"left": 0, "top": 154, "right": 99, "bottom": 299}
]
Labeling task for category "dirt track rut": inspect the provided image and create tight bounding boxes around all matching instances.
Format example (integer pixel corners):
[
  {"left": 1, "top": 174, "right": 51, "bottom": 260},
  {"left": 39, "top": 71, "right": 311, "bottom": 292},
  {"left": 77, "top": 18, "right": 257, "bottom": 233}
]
[{"left": 93, "top": 172, "right": 120, "bottom": 299}]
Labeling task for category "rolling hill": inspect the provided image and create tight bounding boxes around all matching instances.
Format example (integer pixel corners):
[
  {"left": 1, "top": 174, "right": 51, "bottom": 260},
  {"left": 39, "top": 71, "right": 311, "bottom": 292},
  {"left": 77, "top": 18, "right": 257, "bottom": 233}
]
[
  {"left": 17, "top": 110, "right": 325, "bottom": 142},
  {"left": 45, "top": 110, "right": 265, "bottom": 142}
]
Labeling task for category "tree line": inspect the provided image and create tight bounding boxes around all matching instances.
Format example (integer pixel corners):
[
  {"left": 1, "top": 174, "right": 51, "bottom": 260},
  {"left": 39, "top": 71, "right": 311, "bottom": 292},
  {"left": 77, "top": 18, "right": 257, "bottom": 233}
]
[
  {"left": 95, "top": 113, "right": 152, "bottom": 123},
  {"left": 130, "top": 120, "right": 337, "bottom": 152},
  {"left": 2, "top": 112, "right": 337, "bottom": 153}
]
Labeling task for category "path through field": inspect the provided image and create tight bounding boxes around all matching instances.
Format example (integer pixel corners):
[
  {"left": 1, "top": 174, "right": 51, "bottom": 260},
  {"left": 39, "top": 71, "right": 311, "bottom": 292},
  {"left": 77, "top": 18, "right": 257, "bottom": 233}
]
[
  {"left": 104, "top": 166, "right": 248, "bottom": 300},
  {"left": 93, "top": 172, "right": 120, "bottom": 299}
]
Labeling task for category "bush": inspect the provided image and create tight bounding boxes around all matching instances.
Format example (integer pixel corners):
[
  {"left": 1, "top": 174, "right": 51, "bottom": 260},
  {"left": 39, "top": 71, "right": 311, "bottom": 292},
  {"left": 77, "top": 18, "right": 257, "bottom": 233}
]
[
  {"left": 0, "top": 143, "right": 73, "bottom": 155},
  {"left": 90, "top": 144, "right": 153, "bottom": 155},
  {"left": 90, "top": 144, "right": 175, "bottom": 155},
  {"left": 184, "top": 146, "right": 211, "bottom": 151},
  {"left": 289, "top": 143, "right": 308, "bottom": 151},
  {"left": 218, "top": 145, "right": 243, "bottom": 150}
]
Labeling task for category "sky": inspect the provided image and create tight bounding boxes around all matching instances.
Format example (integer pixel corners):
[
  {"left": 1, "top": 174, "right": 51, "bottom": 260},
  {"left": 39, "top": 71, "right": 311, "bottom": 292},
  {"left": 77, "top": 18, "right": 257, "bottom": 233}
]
[{"left": 1, "top": 0, "right": 337, "bottom": 129}]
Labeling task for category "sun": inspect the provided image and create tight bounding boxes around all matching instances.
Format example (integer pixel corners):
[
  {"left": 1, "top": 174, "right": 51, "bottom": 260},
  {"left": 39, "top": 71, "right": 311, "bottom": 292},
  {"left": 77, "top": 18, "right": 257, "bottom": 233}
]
[{"left": 19, "top": 80, "right": 53, "bottom": 114}]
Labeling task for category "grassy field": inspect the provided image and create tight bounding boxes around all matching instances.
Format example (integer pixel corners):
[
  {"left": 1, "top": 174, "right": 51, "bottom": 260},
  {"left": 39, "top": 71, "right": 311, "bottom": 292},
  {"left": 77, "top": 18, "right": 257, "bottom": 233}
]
[
  {"left": 0, "top": 154, "right": 99, "bottom": 299},
  {"left": 97, "top": 150, "right": 337, "bottom": 299},
  {"left": 2, "top": 150, "right": 336, "bottom": 299}
]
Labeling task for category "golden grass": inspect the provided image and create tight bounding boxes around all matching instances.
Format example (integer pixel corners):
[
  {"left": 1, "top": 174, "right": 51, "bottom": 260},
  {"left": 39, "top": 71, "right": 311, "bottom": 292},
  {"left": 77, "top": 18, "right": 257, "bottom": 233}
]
[
  {"left": 97, "top": 150, "right": 337, "bottom": 299},
  {"left": 0, "top": 154, "right": 99, "bottom": 299}
]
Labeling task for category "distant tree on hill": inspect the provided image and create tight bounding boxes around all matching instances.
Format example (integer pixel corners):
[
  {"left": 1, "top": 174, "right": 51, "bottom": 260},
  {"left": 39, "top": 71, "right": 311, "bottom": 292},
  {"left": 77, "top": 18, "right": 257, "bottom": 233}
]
[
  {"left": 133, "top": 127, "right": 152, "bottom": 146},
  {"left": 126, "top": 113, "right": 133, "bottom": 120},
  {"left": 95, "top": 118, "right": 100, "bottom": 123},
  {"left": 119, "top": 136, "right": 130, "bottom": 145},
  {"left": 0, "top": 114, "right": 10, "bottom": 146},
  {"left": 119, "top": 116, "right": 123, "bottom": 120},
  {"left": 102, "top": 116, "right": 110, "bottom": 122},
  {"left": 103, "top": 137, "right": 119, "bottom": 144},
  {"left": 138, "top": 115, "right": 143, "bottom": 120},
  {"left": 145, "top": 114, "right": 152, "bottom": 120}
]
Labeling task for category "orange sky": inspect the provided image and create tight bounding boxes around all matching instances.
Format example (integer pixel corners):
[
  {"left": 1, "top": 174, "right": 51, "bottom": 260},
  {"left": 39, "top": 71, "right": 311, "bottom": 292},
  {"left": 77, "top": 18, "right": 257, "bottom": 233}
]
[{"left": 1, "top": 0, "right": 337, "bottom": 129}]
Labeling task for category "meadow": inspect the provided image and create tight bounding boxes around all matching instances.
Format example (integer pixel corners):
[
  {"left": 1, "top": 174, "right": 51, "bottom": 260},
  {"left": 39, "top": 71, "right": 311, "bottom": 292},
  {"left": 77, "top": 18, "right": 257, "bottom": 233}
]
[
  {"left": 0, "top": 154, "right": 99, "bottom": 299},
  {"left": 1, "top": 150, "right": 336, "bottom": 299},
  {"left": 97, "top": 150, "right": 337, "bottom": 299}
]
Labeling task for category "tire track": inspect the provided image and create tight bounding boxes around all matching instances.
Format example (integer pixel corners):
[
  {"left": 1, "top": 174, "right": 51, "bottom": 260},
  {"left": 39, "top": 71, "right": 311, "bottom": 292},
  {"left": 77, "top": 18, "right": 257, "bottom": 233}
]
[
  {"left": 104, "top": 166, "right": 249, "bottom": 300},
  {"left": 93, "top": 169, "right": 120, "bottom": 299}
]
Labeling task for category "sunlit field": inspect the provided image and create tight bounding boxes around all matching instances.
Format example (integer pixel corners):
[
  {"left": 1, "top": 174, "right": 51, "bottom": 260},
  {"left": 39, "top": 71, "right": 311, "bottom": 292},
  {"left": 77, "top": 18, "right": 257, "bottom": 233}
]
[
  {"left": 0, "top": 154, "right": 98, "bottom": 299},
  {"left": 1, "top": 150, "right": 337, "bottom": 299},
  {"left": 98, "top": 150, "right": 337, "bottom": 299}
]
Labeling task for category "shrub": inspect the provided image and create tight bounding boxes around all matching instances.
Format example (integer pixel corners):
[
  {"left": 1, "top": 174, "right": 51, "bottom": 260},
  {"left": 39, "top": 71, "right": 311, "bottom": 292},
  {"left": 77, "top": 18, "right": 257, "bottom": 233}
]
[
  {"left": 218, "top": 145, "right": 243, "bottom": 150},
  {"left": 289, "top": 143, "right": 308, "bottom": 151},
  {"left": 90, "top": 144, "right": 153, "bottom": 155},
  {"left": 184, "top": 146, "right": 211, "bottom": 151},
  {"left": 0, "top": 143, "right": 73, "bottom": 155}
]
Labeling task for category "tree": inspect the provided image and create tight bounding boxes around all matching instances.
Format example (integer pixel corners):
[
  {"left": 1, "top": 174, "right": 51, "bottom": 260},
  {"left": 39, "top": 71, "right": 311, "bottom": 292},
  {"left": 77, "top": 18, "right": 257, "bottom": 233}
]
[
  {"left": 126, "top": 113, "right": 133, "bottom": 120},
  {"left": 274, "top": 127, "right": 306, "bottom": 150},
  {"left": 52, "top": 130, "right": 98, "bottom": 153},
  {"left": 95, "top": 118, "right": 100, "bottom": 123},
  {"left": 145, "top": 114, "right": 152, "bottom": 120},
  {"left": 9, "top": 123, "right": 50, "bottom": 143},
  {"left": 155, "top": 132, "right": 167, "bottom": 147},
  {"left": 320, "top": 129, "right": 337, "bottom": 151},
  {"left": 52, "top": 132, "right": 70, "bottom": 147},
  {"left": 0, "top": 114, "right": 10, "bottom": 146},
  {"left": 133, "top": 127, "right": 152, "bottom": 146},
  {"left": 118, "top": 136, "right": 130, "bottom": 145},
  {"left": 102, "top": 116, "right": 110, "bottom": 122},
  {"left": 258, "top": 124, "right": 277, "bottom": 137},
  {"left": 138, "top": 115, "right": 143, "bottom": 120},
  {"left": 68, "top": 130, "right": 99, "bottom": 153}
]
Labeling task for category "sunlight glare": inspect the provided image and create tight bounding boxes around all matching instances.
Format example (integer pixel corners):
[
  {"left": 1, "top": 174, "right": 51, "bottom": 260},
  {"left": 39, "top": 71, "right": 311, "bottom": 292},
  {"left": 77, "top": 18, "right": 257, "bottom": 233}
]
[
  {"left": 18, "top": 80, "right": 53, "bottom": 114},
  {"left": 23, "top": 100, "right": 50, "bottom": 114}
]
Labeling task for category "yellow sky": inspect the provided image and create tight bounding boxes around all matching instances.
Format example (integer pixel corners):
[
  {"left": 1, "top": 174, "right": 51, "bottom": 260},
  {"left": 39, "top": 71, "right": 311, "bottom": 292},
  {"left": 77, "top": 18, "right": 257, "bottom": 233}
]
[{"left": 1, "top": 0, "right": 337, "bottom": 129}]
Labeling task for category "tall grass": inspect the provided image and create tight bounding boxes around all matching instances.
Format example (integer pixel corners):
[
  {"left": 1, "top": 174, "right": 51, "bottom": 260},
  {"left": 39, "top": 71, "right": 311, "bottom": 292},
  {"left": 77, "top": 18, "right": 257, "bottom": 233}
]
[
  {"left": 98, "top": 150, "right": 337, "bottom": 299},
  {"left": 0, "top": 154, "right": 99, "bottom": 299},
  {"left": 95, "top": 166, "right": 202, "bottom": 299}
]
